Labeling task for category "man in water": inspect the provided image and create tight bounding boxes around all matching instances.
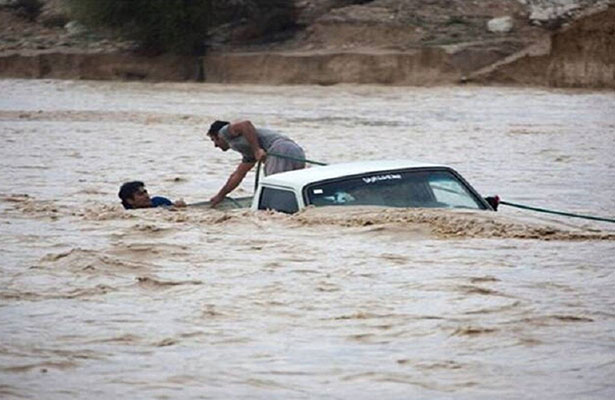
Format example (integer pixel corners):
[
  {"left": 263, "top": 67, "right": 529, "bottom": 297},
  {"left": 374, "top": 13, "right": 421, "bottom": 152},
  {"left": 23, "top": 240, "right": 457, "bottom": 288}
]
[
  {"left": 118, "top": 181, "right": 186, "bottom": 209},
  {"left": 206, "top": 120, "right": 306, "bottom": 207}
]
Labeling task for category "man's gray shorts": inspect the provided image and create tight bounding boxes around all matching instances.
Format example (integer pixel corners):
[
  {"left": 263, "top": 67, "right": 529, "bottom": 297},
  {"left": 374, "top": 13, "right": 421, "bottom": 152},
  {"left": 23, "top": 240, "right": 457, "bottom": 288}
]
[{"left": 265, "top": 139, "right": 306, "bottom": 176}]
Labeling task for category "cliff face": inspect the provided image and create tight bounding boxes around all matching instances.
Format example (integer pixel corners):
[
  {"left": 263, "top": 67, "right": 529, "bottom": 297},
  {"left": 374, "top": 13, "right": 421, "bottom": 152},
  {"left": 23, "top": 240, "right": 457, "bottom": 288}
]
[
  {"left": 548, "top": 4, "right": 615, "bottom": 87},
  {"left": 470, "top": 4, "right": 615, "bottom": 89}
]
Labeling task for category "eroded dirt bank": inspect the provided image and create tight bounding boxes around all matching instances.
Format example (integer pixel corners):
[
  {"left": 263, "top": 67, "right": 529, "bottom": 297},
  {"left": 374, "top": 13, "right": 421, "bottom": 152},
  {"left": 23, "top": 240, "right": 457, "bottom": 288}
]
[
  {"left": 0, "top": 50, "right": 197, "bottom": 80},
  {"left": 0, "top": 46, "right": 495, "bottom": 85},
  {"left": 0, "top": 1, "right": 613, "bottom": 88},
  {"left": 202, "top": 48, "right": 461, "bottom": 85}
]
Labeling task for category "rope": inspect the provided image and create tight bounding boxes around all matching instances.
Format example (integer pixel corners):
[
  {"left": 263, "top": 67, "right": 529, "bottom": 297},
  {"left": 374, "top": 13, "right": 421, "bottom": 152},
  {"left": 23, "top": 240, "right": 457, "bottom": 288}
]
[
  {"left": 252, "top": 151, "right": 326, "bottom": 192},
  {"left": 254, "top": 160, "right": 262, "bottom": 192},
  {"left": 226, "top": 196, "right": 243, "bottom": 208},
  {"left": 500, "top": 200, "right": 615, "bottom": 224},
  {"left": 188, "top": 196, "right": 243, "bottom": 208},
  {"left": 267, "top": 151, "right": 328, "bottom": 166}
]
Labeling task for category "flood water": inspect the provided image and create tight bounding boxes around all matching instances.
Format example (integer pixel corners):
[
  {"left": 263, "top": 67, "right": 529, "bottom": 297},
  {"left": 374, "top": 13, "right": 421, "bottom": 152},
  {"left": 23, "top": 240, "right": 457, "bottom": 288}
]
[{"left": 1, "top": 79, "right": 614, "bottom": 399}]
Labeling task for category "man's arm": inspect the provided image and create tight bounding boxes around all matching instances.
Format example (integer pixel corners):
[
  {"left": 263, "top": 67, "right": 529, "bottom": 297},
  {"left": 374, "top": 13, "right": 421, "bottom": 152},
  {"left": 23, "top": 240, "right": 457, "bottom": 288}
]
[
  {"left": 228, "top": 121, "right": 266, "bottom": 162},
  {"left": 210, "top": 161, "right": 255, "bottom": 207}
]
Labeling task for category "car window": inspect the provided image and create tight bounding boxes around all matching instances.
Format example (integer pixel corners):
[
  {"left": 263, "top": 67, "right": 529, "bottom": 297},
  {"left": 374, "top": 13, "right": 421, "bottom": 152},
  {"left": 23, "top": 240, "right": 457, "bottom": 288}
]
[
  {"left": 258, "top": 187, "right": 299, "bottom": 214},
  {"left": 429, "top": 174, "right": 481, "bottom": 209},
  {"left": 305, "top": 169, "right": 484, "bottom": 210}
]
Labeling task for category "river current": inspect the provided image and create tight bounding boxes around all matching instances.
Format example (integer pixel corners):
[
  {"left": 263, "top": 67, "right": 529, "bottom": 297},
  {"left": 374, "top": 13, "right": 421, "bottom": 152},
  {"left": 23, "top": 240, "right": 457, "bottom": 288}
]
[{"left": 1, "top": 79, "right": 614, "bottom": 399}]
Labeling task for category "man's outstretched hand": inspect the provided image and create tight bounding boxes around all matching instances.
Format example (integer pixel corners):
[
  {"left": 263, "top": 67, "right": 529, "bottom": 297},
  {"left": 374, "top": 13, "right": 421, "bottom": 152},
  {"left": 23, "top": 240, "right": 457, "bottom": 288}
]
[{"left": 209, "top": 194, "right": 225, "bottom": 208}]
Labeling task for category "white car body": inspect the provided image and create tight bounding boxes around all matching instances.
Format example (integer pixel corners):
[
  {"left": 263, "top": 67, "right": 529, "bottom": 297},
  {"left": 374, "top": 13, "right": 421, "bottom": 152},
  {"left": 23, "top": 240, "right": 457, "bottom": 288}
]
[{"left": 251, "top": 160, "right": 493, "bottom": 213}]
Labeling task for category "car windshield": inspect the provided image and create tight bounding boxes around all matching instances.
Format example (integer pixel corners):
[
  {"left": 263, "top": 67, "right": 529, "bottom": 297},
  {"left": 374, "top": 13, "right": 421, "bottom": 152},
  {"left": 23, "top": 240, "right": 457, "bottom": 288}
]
[{"left": 305, "top": 168, "right": 485, "bottom": 210}]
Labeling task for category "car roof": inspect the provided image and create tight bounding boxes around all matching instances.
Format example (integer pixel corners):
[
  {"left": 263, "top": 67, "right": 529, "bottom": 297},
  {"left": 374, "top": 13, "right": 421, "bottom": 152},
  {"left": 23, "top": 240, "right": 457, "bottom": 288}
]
[{"left": 260, "top": 159, "right": 448, "bottom": 189}]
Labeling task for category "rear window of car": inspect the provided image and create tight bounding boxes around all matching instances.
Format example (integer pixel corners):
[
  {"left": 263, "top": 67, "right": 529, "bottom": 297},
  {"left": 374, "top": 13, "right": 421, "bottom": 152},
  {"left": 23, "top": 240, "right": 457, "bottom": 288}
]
[
  {"left": 304, "top": 168, "right": 485, "bottom": 210},
  {"left": 258, "top": 187, "right": 299, "bottom": 214}
]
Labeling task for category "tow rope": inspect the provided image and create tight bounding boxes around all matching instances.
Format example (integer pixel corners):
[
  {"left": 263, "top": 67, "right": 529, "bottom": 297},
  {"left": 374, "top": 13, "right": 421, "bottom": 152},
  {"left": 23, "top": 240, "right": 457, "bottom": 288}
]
[
  {"left": 499, "top": 200, "right": 615, "bottom": 224},
  {"left": 254, "top": 152, "right": 328, "bottom": 191},
  {"left": 268, "top": 152, "right": 328, "bottom": 166},
  {"left": 263, "top": 152, "right": 615, "bottom": 224}
]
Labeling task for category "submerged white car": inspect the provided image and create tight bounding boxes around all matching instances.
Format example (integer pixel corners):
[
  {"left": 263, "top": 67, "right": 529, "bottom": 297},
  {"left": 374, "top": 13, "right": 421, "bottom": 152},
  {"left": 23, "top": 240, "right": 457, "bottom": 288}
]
[{"left": 247, "top": 160, "right": 496, "bottom": 214}]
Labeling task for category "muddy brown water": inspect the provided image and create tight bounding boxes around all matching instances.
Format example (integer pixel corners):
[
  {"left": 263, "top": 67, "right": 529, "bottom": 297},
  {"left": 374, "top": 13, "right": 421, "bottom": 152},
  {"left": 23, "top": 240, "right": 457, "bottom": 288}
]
[{"left": 1, "top": 79, "right": 614, "bottom": 399}]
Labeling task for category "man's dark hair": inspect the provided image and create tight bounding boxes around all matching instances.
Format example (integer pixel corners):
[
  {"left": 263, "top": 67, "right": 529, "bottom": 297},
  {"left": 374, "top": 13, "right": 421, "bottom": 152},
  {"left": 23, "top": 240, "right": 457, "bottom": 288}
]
[
  {"left": 118, "top": 181, "right": 145, "bottom": 209},
  {"left": 208, "top": 120, "right": 230, "bottom": 136}
]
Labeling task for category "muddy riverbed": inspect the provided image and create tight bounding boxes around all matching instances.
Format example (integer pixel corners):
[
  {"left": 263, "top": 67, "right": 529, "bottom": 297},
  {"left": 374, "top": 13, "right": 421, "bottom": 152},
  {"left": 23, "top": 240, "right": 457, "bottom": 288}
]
[{"left": 1, "top": 79, "right": 614, "bottom": 399}]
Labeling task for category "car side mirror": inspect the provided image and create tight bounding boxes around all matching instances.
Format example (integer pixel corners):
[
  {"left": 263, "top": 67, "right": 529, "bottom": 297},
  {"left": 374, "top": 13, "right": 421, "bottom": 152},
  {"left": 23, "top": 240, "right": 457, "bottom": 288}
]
[{"left": 484, "top": 195, "right": 500, "bottom": 211}]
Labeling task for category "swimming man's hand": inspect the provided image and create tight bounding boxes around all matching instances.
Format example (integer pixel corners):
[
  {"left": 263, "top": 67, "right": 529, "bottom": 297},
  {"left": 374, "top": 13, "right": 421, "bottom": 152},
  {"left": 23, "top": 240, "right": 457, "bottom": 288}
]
[{"left": 173, "top": 199, "right": 187, "bottom": 207}]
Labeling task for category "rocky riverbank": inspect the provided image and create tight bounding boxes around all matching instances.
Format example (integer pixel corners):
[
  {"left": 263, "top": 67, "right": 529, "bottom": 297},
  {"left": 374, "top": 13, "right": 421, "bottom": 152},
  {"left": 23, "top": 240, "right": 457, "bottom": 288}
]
[{"left": 0, "top": 0, "right": 613, "bottom": 88}]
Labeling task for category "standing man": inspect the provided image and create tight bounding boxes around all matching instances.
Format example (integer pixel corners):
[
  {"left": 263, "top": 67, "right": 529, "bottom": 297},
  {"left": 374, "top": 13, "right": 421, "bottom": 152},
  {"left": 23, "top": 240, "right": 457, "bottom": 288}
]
[{"left": 206, "top": 120, "right": 305, "bottom": 207}]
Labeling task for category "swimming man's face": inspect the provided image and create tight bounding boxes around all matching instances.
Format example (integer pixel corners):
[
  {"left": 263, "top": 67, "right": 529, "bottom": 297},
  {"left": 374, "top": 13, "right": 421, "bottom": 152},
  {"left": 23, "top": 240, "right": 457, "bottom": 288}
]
[{"left": 128, "top": 187, "right": 152, "bottom": 208}]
